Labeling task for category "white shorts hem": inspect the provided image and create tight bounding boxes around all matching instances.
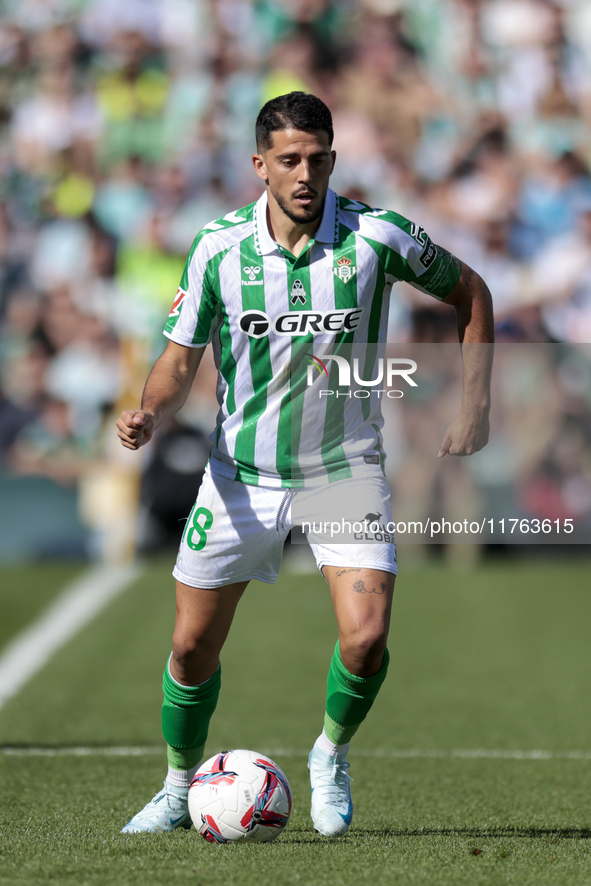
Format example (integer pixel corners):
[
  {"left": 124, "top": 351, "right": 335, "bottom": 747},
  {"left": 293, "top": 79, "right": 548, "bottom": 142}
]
[
  {"left": 172, "top": 566, "right": 279, "bottom": 589},
  {"left": 315, "top": 558, "right": 398, "bottom": 577}
]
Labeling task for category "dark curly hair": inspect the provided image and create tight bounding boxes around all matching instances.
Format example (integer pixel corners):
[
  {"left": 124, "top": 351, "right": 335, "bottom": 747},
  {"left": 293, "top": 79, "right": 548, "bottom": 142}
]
[{"left": 255, "top": 92, "right": 334, "bottom": 152}]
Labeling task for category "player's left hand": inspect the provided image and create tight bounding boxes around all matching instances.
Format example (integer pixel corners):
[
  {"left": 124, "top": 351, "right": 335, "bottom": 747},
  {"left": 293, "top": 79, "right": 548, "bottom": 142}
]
[{"left": 437, "top": 407, "right": 490, "bottom": 457}]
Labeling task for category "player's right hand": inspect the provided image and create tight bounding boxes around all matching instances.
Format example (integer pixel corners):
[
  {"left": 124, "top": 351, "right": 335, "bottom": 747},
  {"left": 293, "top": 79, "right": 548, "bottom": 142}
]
[{"left": 116, "top": 410, "right": 155, "bottom": 450}]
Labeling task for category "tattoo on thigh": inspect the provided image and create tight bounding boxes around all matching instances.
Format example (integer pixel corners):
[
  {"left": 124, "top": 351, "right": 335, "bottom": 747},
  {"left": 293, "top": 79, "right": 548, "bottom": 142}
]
[
  {"left": 353, "top": 579, "right": 387, "bottom": 595},
  {"left": 335, "top": 567, "right": 362, "bottom": 577}
]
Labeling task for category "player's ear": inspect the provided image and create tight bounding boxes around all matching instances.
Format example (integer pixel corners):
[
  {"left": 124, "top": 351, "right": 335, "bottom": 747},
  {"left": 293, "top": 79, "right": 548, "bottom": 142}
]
[
  {"left": 330, "top": 150, "right": 336, "bottom": 174},
  {"left": 252, "top": 153, "right": 268, "bottom": 183}
]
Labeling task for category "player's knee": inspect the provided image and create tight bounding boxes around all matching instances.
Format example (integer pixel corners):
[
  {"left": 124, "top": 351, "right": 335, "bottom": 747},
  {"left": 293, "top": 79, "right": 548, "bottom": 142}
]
[
  {"left": 341, "top": 626, "right": 388, "bottom": 675},
  {"left": 171, "top": 629, "right": 217, "bottom": 670}
]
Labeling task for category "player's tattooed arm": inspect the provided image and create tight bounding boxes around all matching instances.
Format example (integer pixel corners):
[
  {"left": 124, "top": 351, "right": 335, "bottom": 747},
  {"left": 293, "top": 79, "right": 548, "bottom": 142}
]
[
  {"left": 444, "top": 260, "right": 494, "bottom": 346},
  {"left": 437, "top": 245, "right": 461, "bottom": 273},
  {"left": 352, "top": 579, "right": 388, "bottom": 595},
  {"left": 438, "top": 260, "right": 494, "bottom": 457},
  {"left": 116, "top": 341, "right": 206, "bottom": 450}
]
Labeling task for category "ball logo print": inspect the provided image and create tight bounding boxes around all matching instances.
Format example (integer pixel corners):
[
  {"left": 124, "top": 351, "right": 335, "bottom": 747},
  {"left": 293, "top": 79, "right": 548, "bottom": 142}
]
[
  {"left": 191, "top": 753, "right": 238, "bottom": 787},
  {"left": 189, "top": 749, "right": 292, "bottom": 843}
]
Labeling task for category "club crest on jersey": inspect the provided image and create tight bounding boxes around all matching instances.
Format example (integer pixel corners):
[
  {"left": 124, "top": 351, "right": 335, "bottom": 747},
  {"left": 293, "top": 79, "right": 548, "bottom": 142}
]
[
  {"left": 242, "top": 266, "right": 262, "bottom": 286},
  {"left": 290, "top": 279, "right": 307, "bottom": 305},
  {"left": 169, "top": 287, "right": 188, "bottom": 317},
  {"left": 332, "top": 256, "right": 358, "bottom": 283}
]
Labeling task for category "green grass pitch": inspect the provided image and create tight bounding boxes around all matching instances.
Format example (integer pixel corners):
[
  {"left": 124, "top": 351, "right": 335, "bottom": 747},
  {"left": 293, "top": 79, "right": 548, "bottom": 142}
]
[{"left": 1, "top": 556, "right": 591, "bottom": 885}]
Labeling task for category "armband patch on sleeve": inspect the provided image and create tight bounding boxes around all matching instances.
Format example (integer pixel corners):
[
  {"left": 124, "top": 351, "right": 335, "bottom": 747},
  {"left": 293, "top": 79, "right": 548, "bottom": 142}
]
[
  {"left": 420, "top": 240, "right": 437, "bottom": 269},
  {"left": 437, "top": 246, "right": 461, "bottom": 272},
  {"left": 416, "top": 245, "right": 462, "bottom": 299}
]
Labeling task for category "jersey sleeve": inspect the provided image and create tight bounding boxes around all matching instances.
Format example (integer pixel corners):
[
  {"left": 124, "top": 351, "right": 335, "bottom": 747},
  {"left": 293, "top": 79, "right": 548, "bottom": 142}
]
[
  {"left": 398, "top": 235, "right": 462, "bottom": 300},
  {"left": 163, "top": 237, "right": 220, "bottom": 347},
  {"left": 358, "top": 207, "right": 462, "bottom": 300}
]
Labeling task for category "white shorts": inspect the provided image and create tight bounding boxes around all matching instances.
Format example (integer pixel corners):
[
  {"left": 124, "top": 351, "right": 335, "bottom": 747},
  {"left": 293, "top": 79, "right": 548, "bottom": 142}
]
[{"left": 173, "top": 463, "right": 397, "bottom": 589}]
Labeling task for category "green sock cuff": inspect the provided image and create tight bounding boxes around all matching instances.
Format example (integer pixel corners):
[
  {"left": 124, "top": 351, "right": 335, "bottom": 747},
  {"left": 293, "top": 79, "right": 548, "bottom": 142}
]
[
  {"left": 167, "top": 744, "right": 205, "bottom": 771},
  {"left": 162, "top": 657, "right": 221, "bottom": 707},
  {"left": 162, "top": 656, "right": 222, "bottom": 752},
  {"left": 324, "top": 641, "right": 390, "bottom": 743},
  {"left": 332, "top": 641, "right": 390, "bottom": 690}
]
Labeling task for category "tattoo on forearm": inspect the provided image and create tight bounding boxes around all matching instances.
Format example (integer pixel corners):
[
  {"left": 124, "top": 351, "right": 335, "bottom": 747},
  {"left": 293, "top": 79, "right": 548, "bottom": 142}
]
[
  {"left": 462, "top": 264, "right": 478, "bottom": 288},
  {"left": 437, "top": 246, "right": 461, "bottom": 272},
  {"left": 352, "top": 580, "right": 387, "bottom": 595},
  {"left": 171, "top": 374, "right": 183, "bottom": 388}
]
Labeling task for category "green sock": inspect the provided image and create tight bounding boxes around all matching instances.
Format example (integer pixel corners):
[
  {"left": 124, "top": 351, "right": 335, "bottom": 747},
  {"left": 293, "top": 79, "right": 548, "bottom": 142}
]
[
  {"left": 323, "top": 641, "right": 390, "bottom": 744},
  {"left": 161, "top": 656, "right": 221, "bottom": 770}
]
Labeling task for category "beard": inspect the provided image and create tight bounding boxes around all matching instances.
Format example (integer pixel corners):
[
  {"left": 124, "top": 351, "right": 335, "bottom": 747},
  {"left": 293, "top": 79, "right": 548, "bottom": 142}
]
[{"left": 271, "top": 187, "right": 325, "bottom": 225}]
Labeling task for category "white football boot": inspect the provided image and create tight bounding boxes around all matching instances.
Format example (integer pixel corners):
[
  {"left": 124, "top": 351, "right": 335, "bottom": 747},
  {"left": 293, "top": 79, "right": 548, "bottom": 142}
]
[
  {"left": 120, "top": 781, "right": 191, "bottom": 833},
  {"left": 308, "top": 743, "right": 353, "bottom": 837}
]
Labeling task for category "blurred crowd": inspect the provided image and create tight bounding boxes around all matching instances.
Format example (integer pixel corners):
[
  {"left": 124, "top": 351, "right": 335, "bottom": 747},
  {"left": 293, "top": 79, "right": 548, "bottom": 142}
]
[
  {"left": 381, "top": 342, "right": 591, "bottom": 546},
  {"left": 0, "top": 0, "right": 591, "bottom": 551}
]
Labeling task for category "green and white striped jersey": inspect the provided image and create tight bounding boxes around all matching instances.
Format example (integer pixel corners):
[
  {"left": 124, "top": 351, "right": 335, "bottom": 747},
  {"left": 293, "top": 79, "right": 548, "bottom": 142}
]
[{"left": 164, "top": 188, "right": 461, "bottom": 487}]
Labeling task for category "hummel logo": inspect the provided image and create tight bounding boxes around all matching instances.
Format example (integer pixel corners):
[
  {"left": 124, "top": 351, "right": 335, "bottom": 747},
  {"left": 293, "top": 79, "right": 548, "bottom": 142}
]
[{"left": 242, "top": 266, "right": 263, "bottom": 286}]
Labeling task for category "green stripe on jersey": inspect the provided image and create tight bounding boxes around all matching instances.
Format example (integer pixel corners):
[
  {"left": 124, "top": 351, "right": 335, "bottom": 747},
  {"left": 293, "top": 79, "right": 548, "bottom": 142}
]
[
  {"left": 209, "top": 246, "right": 238, "bottom": 417},
  {"left": 320, "top": 228, "right": 360, "bottom": 481},
  {"left": 164, "top": 212, "right": 251, "bottom": 338},
  {"left": 233, "top": 237, "right": 272, "bottom": 485},
  {"left": 276, "top": 250, "right": 312, "bottom": 485},
  {"left": 359, "top": 237, "right": 387, "bottom": 424}
]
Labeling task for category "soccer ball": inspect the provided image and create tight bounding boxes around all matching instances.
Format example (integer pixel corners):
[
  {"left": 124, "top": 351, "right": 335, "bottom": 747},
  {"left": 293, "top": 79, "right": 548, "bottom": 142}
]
[{"left": 188, "top": 749, "right": 292, "bottom": 843}]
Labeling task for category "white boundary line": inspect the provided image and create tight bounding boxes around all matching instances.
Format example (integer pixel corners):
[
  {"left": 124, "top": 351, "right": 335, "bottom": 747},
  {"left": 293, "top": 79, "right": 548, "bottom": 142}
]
[
  {"left": 0, "top": 563, "right": 141, "bottom": 709},
  {"left": 2, "top": 746, "right": 591, "bottom": 760},
  {"left": 1, "top": 747, "right": 163, "bottom": 757}
]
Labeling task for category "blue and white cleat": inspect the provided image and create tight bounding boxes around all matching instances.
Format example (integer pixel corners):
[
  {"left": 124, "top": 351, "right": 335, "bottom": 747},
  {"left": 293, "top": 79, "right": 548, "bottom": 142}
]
[
  {"left": 308, "top": 743, "right": 353, "bottom": 837},
  {"left": 121, "top": 781, "right": 191, "bottom": 833}
]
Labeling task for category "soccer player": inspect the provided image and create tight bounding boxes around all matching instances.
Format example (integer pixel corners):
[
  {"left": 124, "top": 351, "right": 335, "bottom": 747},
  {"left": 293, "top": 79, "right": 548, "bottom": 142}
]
[{"left": 116, "top": 92, "right": 493, "bottom": 837}]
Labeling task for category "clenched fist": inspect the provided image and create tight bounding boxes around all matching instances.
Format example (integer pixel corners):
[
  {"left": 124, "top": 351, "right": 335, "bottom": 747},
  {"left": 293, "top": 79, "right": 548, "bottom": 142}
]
[
  {"left": 437, "top": 406, "right": 490, "bottom": 457},
  {"left": 116, "top": 410, "right": 156, "bottom": 450}
]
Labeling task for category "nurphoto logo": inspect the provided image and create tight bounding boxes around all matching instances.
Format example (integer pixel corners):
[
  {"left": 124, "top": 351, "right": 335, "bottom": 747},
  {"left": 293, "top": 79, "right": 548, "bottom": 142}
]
[{"left": 305, "top": 353, "right": 418, "bottom": 398}]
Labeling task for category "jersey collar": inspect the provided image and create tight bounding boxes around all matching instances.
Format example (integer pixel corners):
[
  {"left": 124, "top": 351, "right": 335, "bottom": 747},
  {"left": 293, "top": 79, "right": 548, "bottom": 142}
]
[{"left": 254, "top": 188, "right": 339, "bottom": 256}]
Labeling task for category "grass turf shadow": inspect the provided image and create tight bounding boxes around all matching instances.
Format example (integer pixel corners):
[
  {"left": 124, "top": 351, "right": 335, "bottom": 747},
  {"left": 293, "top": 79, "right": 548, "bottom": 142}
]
[{"left": 354, "top": 827, "right": 591, "bottom": 840}]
